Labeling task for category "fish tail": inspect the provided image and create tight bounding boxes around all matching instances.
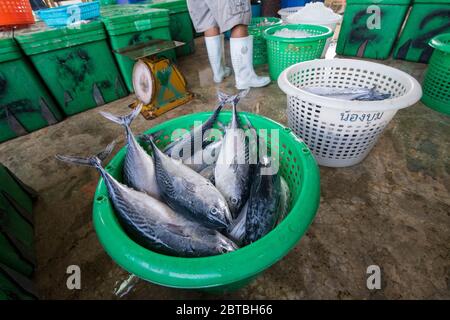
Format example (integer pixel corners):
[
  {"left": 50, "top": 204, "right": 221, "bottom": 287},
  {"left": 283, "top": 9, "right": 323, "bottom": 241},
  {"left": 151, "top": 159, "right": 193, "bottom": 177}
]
[
  {"left": 217, "top": 89, "right": 249, "bottom": 106},
  {"left": 55, "top": 140, "right": 116, "bottom": 170},
  {"left": 100, "top": 104, "right": 142, "bottom": 130}
]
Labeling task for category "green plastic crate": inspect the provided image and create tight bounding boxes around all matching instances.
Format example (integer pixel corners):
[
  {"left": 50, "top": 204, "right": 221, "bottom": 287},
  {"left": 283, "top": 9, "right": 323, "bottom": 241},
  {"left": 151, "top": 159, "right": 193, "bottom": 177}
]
[
  {"left": 101, "top": 7, "right": 174, "bottom": 93},
  {"left": 0, "top": 38, "right": 63, "bottom": 143},
  {"left": 0, "top": 164, "right": 36, "bottom": 278},
  {"left": 0, "top": 192, "right": 35, "bottom": 277},
  {"left": 0, "top": 263, "right": 37, "bottom": 300},
  {"left": 394, "top": 0, "right": 450, "bottom": 63},
  {"left": 336, "top": 0, "right": 411, "bottom": 60},
  {"left": 264, "top": 24, "right": 332, "bottom": 81},
  {"left": 140, "top": 0, "right": 195, "bottom": 57},
  {"left": 422, "top": 33, "right": 450, "bottom": 115},
  {"left": 15, "top": 21, "right": 127, "bottom": 116},
  {"left": 249, "top": 17, "right": 282, "bottom": 65},
  {"left": 0, "top": 164, "right": 35, "bottom": 221}
]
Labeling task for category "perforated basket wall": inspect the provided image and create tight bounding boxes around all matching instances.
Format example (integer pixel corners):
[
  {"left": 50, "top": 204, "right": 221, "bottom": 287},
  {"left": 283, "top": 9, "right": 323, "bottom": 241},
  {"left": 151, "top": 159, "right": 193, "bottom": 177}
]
[
  {"left": 249, "top": 17, "right": 282, "bottom": 65},
  {"left": 422, "top": 34, "right": 450, "bottom": 116},
  {"left": 278, "top": 59, "right": 422, "bottom": 167},
  {"left": 264, "top": 24, "right": 332, "bottom": 81}
]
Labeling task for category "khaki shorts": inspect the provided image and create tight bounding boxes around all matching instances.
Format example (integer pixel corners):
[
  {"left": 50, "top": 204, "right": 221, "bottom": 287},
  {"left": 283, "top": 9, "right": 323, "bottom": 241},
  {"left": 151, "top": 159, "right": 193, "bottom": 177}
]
[{"left": 187, "top": 0, "right": 252, "bottom": 33}]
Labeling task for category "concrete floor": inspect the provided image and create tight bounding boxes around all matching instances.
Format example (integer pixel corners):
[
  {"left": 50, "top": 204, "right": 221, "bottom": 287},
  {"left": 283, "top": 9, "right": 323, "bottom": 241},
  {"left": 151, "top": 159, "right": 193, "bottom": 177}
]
[{"left": 0, "top": 37, "right": 449, "bottom": 300}]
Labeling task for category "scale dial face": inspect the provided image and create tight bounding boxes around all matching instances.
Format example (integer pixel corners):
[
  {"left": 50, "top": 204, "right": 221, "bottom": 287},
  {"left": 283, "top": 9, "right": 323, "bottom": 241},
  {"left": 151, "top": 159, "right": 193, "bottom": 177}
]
[{"left": 132, "top": 60, "right": 154, "bottom": 105}]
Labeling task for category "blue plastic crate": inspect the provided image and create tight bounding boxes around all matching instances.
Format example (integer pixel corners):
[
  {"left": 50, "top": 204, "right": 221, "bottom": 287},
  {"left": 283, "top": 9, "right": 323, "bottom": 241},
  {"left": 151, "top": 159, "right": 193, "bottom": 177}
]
[{"left": 36, "top": 1, "right": 100, "bottom": 27}]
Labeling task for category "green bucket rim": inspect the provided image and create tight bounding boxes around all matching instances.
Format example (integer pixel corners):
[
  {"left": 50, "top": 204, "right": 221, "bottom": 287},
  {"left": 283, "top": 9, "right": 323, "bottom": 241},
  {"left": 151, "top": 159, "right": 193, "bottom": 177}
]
[
  {"left": 429, "top": 33, "right": 450, "bottom": 54},
  {"left": 92, "top": 111, "right": 320, "bottom": 289},
  {"left": 249, "top": 17, "right": 282, "bottom": 31},
  {"left": 263, "top": 24, "right": 333, "bottom": 43}
]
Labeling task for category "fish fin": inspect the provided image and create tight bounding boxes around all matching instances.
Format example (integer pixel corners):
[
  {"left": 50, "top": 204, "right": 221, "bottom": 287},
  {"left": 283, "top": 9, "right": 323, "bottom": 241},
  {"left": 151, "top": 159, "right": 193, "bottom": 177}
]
[
  {"left": 55, "top": 141, "right": 116, "bottom": 168},
  {"left": 237, "top": 88, "right": 250, "bottom": 100},
  {"left": 217, "top": 91, "right": 230, "bottom": 104},
  {"left": 100, "top": 104, "right": 143, "bottom": 128},
  {"left": 181, "top": 178, "right": 196, "bottom": 193},
  {"left": 164, "top": 223, "right": 190, "bottom": 238},
  {"left": 97, "top": 140, "right": 116, "bottom": 161},
  {"left": 137, "top": 129, "right": 164, "bottom": 144},
  {"left": 217, "top": 89, "right": 249, "bottom": 106}
]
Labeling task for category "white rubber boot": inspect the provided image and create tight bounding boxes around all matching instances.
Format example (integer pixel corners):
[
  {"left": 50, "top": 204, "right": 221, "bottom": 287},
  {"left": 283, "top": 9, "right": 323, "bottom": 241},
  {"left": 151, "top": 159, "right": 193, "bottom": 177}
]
[
  {"left": 204, "top": 35, "right": 231, "bottom": 83},
  {"left": 230, "top": 36, "right": 271, "bottom": 90}
]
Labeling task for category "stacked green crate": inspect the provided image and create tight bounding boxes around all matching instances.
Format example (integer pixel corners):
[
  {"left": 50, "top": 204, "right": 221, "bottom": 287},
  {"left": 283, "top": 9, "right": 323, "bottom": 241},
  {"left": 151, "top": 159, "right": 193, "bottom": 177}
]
[
  {"left": 141, "top": 0, "right": 195, "bottom": 57},
  {"left": 393, "top": 0, "right": 450, "bottom": 63},
  {"left": 0, "top": 164, "right": 36, "bottom": 278},
  {"left": 15, "top": 21, "right": 127, "bottom": 116},
  {"left": 101, "top": 7, "right": 173, "bottom": 93},
  {"left": 336, "top": 0, "right": 411, "bottom": 59},
  {"left": 0, "top": 37, "right": 63, "bottom": 143},
  {"left": 0, "top": 263, "right": 37, "bottom": 300}
]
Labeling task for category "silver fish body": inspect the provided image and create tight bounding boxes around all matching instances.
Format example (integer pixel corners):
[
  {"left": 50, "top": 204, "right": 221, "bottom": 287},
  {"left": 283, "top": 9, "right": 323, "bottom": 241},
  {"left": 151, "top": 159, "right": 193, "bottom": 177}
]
[
  {"left": 100, "top": 105, "right": 160, "bottom": 200},
  {"left": 243, "top": 157, "right": 281, "bottom": 245},
  {"left": 303, "top": 86, "right": 391, "bottom": 101},
  {"left": 215, "top": 96, "right": 251, "bottom": 218},
  {"left": 56, "top": 143, "right": 237, "bottom": 257},
  {"left": 148, "top": 137, "right": 232, "bottom": 230}
]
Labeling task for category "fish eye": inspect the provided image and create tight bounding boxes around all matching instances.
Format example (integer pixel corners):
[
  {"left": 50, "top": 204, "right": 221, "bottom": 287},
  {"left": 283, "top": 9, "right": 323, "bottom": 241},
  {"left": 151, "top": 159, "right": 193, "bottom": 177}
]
[
  {"left": 210, "top": 207, "right": 219, "bottom": 215},
  {"left": 231, "top": 197, "right": 239, "bottom": 205}
]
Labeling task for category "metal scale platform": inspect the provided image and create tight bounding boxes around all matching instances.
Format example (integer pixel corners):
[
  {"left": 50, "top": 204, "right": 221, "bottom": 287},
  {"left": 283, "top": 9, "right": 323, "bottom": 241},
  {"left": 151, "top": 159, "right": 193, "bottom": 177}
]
[{"left": 115, "top": 39, "right": 193, "bottom": 119}]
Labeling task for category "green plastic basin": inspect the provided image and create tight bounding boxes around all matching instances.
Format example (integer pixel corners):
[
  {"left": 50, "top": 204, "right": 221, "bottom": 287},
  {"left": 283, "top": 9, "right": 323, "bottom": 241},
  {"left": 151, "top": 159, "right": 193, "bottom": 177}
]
[{"left": 93, "top": 111, "right": 320, "bottom": 291}]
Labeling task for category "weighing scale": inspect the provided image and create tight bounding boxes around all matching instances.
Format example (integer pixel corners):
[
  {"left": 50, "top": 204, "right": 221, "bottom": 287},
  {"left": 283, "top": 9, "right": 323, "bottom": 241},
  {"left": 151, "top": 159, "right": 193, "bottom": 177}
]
[{"left": 115, "top": 39, "right": 193, "bottom": 119}]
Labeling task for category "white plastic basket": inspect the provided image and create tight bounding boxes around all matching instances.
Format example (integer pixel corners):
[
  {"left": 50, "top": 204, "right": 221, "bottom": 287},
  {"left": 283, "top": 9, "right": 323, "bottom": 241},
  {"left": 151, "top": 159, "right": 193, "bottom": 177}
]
[
  {"left": 285, "top": 14, "right": 342, "bottom": 57},
  {"left": 277, "top": 6, "right": 303, "bottom": 22},
  {"left": 278, "top": 59, "right": 422, "bottom": 167}
]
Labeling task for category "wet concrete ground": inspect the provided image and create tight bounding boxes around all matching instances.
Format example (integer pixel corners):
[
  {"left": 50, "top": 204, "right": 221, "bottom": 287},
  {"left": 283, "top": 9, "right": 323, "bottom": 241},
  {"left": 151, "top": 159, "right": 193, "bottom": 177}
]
[{"left": 0, "top": 37, "right": 449, "bottom": 299}]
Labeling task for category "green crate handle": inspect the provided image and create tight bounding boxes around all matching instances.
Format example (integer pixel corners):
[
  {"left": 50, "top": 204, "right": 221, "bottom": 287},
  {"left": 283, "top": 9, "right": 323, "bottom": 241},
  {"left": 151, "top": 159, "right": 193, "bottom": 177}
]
[{"left": 429, "top": 33, "right": 450, "bottom": 54}]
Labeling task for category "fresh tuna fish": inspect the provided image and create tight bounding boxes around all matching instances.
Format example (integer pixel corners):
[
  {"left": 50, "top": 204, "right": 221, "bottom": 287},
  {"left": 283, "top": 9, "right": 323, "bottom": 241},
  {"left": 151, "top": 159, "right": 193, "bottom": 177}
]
[
  {"left": 215, "top": 91, "right": 251, "bottom": 218},
  {"left": 146, "top": 136, "right": 232, "bottom": 229},
  {"left": 229, "top": 176, "right": 288, "bottom": 244},
  {"left": 55, "top": 142, "right": 237, "bottom": 257},
  {"left": 243, "top": 156, "right": 281, "bottom": 245},
  {"left": 303, "top": 86, "right": 391, "bottom": 101},
  {"left": 99, "top": 105, "right": 160, "bottom": 200}
]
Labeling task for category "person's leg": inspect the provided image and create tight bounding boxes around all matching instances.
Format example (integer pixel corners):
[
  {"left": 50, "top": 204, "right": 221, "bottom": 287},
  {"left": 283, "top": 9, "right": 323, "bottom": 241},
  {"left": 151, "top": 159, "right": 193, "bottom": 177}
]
[
  {"left": 229, "top": 24, "right": 270, "bottom": 89},
  {"left": 204, "top": 27, "right": 232, "bottom": 83},
  {"left": 186, "top": 0, "right": 231, "bottom": 83},
  {"left": 230, "top": 24, "right": 248, "bottom": 38},
  {"left": 205, "top": 27, "right": 221, "bottom": 37}
]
